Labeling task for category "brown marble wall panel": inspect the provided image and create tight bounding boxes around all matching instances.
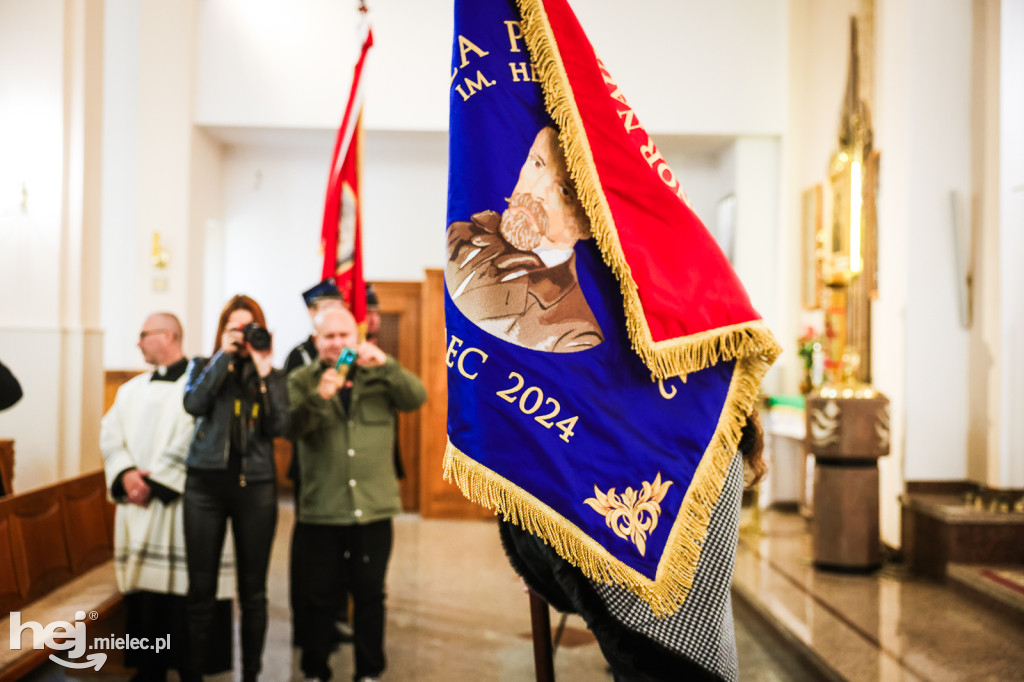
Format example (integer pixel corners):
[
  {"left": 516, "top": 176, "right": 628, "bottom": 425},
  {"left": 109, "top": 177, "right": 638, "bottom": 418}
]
[{"left": 813, "top": 465, "right": 880, "bottom": 568}]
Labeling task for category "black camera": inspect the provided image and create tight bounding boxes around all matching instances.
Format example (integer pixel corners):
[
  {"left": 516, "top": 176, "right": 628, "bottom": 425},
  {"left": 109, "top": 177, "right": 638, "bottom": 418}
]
[{"left": 242, "top": 323, "right": 272, "bottom": 351}]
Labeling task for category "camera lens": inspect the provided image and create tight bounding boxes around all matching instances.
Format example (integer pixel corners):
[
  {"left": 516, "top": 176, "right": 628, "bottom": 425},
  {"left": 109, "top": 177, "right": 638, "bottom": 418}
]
[{"left": 243, "top": 323, "right": 272, "bottom": 351}]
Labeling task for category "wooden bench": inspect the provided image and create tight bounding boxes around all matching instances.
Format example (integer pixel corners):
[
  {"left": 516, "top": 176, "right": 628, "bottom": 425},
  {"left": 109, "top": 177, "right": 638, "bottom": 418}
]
[
  {"left": 0, "top": 470, "right": 119, "bottom": 680},
  {"left": 901, "top": 484, "right": 1024, "bottom": 579},
  {"left": 0, "top": 440, "right": 13, "bottom": 497}
]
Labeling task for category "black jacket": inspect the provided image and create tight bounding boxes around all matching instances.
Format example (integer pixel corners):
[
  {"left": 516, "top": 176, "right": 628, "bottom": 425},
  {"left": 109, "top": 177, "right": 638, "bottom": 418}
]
[
  {"left": 0, "top": 361, "right": 23, "bottom": 411},
  {"left": 183, "top": 351, "right": 289, "bottom": 482}
]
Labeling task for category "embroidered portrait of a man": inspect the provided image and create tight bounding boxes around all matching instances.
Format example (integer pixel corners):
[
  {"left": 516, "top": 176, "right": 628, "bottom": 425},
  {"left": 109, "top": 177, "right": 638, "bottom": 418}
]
[{"left": 446, "top": 126, "right": 604, "bottom": 353}]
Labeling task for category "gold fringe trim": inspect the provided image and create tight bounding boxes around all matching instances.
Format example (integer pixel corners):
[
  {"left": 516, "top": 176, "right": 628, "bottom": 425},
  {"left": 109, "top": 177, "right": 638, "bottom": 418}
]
[
  {"left": 513, "top": 0, "right": 782, "bottom": 379},
  {"left": 444, "top": 350, "right": 773, "bottom": 617}
]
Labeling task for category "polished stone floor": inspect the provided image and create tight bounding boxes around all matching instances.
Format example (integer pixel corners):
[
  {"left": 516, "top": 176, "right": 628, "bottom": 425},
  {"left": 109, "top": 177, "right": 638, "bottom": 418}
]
[
  {"left": 30, "top": 498, "right": 1024, "bottom": 681},
  {"left": 28, "top": 498, "right": 817, "bottom": 681},
  {"left": 733, "top": 509, "right": 1024, "bottom": 682}
]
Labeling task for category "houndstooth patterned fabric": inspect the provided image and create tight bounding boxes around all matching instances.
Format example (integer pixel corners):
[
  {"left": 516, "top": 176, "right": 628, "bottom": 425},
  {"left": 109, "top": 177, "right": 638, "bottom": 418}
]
[{"left": 592, "top": 453, "right": 745, "bottom": 681}]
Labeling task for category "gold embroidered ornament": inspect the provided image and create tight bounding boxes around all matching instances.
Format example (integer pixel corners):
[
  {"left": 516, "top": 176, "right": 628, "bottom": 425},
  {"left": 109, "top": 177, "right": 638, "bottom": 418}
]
[{"left": 584, "top": 474, "right": 674, "bottom": 556}]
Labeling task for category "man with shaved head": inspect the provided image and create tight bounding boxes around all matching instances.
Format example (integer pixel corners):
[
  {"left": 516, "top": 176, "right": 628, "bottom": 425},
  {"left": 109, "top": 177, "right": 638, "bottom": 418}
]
[
  {"left": 288, "top": 307, "right": 426, "bottom": 682},
  {"left": 102, "top": 313, "right": 232, "bottom": 680},
  {"left": 446, "top": 125, "right": 604, "bottom": 353}
]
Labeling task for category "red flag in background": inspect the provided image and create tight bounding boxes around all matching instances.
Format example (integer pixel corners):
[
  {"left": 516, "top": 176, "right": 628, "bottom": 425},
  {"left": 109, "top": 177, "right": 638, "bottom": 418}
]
[{"left": 321, "top": 20, "right": 373, "bottom": 326}]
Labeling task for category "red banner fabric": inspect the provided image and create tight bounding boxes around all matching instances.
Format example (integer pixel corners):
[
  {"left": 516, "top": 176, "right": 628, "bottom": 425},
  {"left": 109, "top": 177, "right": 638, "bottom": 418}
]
[
  {"left": 320, "top": 26, "right": 373, "bottom": 324},
  {"left": 537, "top": 0, "right": 761, "bottom": 345}
]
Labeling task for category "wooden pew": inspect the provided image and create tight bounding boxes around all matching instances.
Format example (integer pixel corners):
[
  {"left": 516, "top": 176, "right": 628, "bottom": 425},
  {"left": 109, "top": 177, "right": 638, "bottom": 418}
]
[
  {"left": 0, "top": 440, "right": 12, "bottom": 497},
  {"left": 0, "top": 470, "right": 119, "bottom": 680}
]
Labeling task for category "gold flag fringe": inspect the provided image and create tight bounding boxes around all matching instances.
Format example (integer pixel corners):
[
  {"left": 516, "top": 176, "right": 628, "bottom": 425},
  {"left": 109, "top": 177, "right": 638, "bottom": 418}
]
[
  {"left": 514, "top": 0, "right": 782, "bottom": 379},
  {"left": 444, "top": 350, "right": 774, "bottom": 617}
]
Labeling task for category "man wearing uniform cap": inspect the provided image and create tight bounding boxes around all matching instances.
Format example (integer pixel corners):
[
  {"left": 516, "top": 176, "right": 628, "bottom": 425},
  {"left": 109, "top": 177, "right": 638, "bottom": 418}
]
[{"left": 286, "top": 278, "right": 344, "bottom": 375}]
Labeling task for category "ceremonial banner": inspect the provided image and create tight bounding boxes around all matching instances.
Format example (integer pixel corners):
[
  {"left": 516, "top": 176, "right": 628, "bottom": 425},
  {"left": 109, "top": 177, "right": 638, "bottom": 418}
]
[
  {"left": 444, "top": 0, "right": 781, "bottom": 616},
  {"left": 321, "top": 20, "right": 373, "bottom": 325}
]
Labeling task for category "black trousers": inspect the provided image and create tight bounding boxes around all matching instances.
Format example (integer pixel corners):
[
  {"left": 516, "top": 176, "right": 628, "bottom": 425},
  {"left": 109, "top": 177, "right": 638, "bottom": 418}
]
[
  {"left": 123, "top": 591, "right": 232, "bottom": 680},
  {"left": 300, "top": 520, "right": 393, "bottom": 682},
  {"left": 184, "top": 472, "right": 277, "bottom": 681},
  {"left": 290, "top": 462, "right": 351, "bottom": 650}
]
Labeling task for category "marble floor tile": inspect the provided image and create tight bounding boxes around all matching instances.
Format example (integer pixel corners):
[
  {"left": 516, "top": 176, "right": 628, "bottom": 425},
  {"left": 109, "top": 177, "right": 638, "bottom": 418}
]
[
  {"left": 734, "top": 510, "right": 1024, "bottom": 682},
  {"left": 22, "top": 500, "right": 853, "bottom": 681}
]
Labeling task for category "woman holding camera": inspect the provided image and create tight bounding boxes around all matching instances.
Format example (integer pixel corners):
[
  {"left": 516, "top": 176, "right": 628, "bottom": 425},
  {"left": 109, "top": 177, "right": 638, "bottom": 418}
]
[{"left": 183, "top": 295, "right": 288, "bottom": 682}]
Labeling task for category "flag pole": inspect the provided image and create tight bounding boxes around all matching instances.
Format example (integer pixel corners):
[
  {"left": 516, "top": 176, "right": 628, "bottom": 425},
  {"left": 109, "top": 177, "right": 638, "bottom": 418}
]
[{"left": 356, "top": 0, "right": 369, "bottom": 341}]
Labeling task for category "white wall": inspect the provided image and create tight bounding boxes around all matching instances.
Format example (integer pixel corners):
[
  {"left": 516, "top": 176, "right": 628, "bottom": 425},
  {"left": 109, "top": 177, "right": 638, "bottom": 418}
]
[
  {"left": 194, "top": 0, "right": 788, "bottom": 137},
  {"left": 134, "top": 0, "right": 201, "bottom": 349},
  {"left": 0, "top": 0, "right": 73, "bottom": 491},
  {"left": 194, "top": 0, "right": 453, "bottom": 131},
  {"left": 869, "top": 0, "right": 974, "bottom": 544},
  {"left": 659, "top": 138, "right": 734, "bottom": 234},
  {"left": 187, "top": 128, "right": 226, "bottom": 360},
  {"left": 0, "top": 0, "right": 65, "bottom": 327},
  {"left": 873, "top": 0, "right": 912, "bottom": 548},
  {"left": 732, "top": 137, "right": 784, "bottom": 395},
  {"left": 212, "top": 139, "right": 334, "bottom": 362},
  {"left": 999, "top": 0, "right": 1024, "bottom": 486},
  {"left": 0, "top": 0, "right": 106, "bottom": 492},
  {"left": 101, "top": 0, "right": 213, "bottom": 368},
  {"left": 100, "top": 0, "right": 141, "bottom": 366},
  {"left": 570, "top": 0, "right": 788, "bottom": 136},
  {"left": 887, "top": 0, "right": 972, "bottom": 483},
  {"left": 787, "top": 0, "right": 859, "bottom": 192}
]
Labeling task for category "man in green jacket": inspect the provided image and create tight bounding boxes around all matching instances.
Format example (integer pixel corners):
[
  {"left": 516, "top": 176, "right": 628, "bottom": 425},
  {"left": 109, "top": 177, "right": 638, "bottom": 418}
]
[{"left": 288, "top": 307, "right": 426, "bottom": 682}]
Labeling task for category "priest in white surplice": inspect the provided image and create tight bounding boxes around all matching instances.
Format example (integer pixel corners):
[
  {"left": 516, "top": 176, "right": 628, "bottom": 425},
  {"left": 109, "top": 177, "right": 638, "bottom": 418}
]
[{"left": 101, "top": 313, "right": 234, "bottom": 681}]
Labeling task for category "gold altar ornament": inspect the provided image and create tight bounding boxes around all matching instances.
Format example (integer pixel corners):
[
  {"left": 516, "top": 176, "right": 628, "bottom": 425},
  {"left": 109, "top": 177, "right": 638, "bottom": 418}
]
[{"left": 823, "top": 16, "right": 878, "bottom": 386}]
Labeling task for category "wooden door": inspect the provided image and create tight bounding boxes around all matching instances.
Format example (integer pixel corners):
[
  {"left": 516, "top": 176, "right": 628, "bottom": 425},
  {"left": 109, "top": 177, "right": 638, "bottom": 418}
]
[
  {"left": 372, "top": 281, "right": 424, "bottom": 512},
  {"left": 417, "top": 269, "right": 494, "bottom": 520}
]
